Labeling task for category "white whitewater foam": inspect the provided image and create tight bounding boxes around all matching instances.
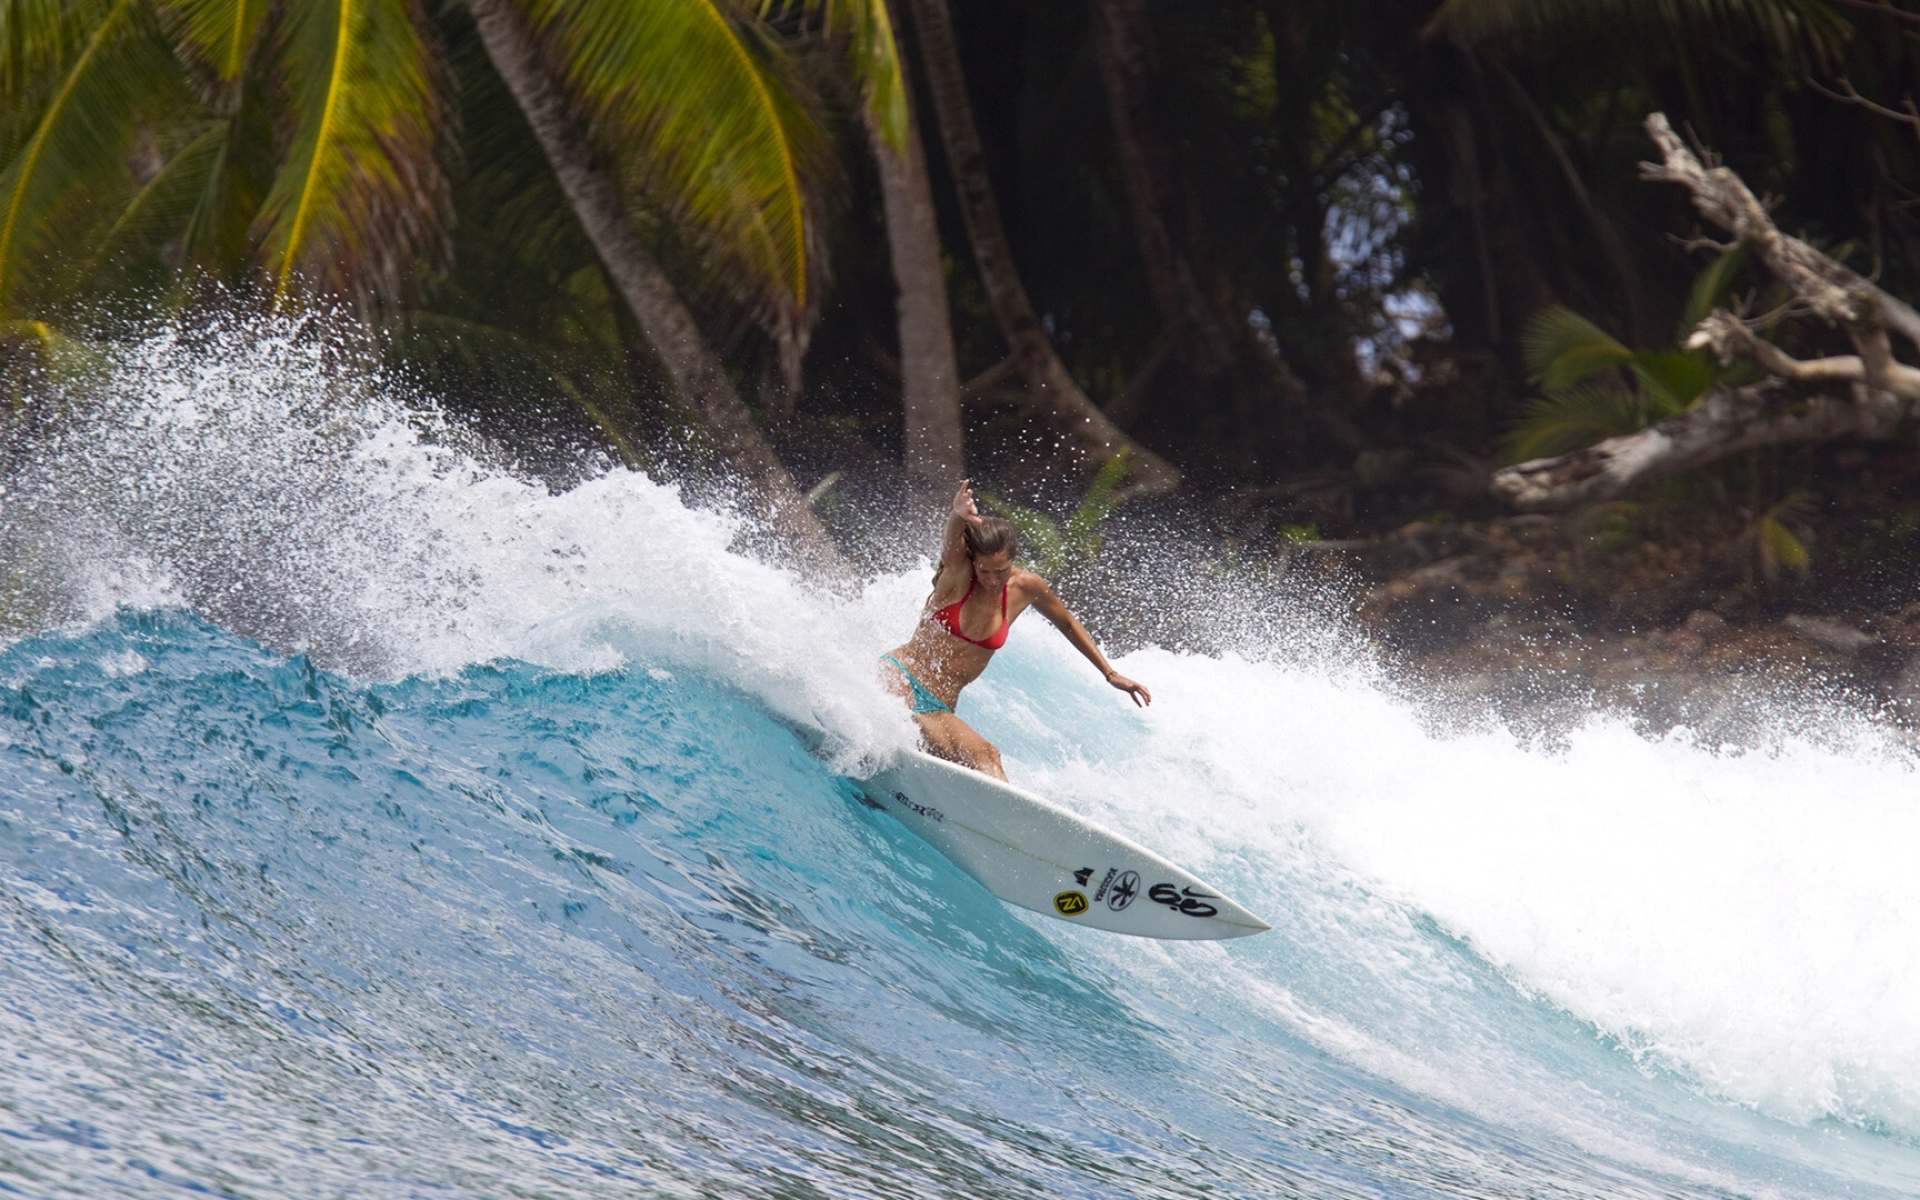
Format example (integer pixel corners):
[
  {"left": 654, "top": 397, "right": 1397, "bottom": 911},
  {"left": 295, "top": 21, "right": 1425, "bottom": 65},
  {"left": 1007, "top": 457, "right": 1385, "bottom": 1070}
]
[
  {"left": 11, "top": 312, "right": 1920, "bottom": 1148},
  {"left": 996, "top": 637, "right": 1920, "bottom": 1141}
]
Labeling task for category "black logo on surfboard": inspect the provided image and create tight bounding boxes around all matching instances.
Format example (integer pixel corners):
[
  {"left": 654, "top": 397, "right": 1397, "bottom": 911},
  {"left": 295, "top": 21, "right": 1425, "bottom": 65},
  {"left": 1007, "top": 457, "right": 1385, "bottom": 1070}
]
[
  {"left": 1148, "top": 883, "right": 1219, "bottom": 918},
  {"left": 1106, "top": 871, "right": 1140, "bottom": 911},
  {"left": 1073, "top": 867, "right": 1093, "bottom": 886},
  {"left": 890, "top": 791, "right": 945, "bottom": 822}
]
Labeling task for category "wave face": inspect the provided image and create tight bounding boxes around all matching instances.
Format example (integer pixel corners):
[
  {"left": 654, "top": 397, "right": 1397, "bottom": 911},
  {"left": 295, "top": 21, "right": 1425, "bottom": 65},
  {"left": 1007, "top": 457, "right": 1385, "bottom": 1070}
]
[{"left": 3, "top": 317, "right": 1920, "bottom": 1199}]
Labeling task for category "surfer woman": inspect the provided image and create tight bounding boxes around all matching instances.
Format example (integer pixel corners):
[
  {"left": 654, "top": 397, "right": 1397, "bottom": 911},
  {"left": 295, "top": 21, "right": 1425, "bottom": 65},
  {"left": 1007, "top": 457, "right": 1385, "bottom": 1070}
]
[{"left": 880, "top": 480, "right": 1150, "bottom": 779}]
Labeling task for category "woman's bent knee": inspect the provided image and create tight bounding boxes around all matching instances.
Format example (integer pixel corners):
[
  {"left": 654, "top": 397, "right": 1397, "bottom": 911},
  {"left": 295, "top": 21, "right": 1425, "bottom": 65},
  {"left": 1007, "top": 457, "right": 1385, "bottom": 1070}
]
[{"left": 965, "top": 738, "right": 1005, "bottom": 780}]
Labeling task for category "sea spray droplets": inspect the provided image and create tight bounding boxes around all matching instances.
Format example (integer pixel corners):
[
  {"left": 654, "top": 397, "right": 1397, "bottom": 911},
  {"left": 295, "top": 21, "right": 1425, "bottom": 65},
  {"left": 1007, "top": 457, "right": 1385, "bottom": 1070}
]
[{"left": 4, "top": 309, "right": 917, "bottom": 762}]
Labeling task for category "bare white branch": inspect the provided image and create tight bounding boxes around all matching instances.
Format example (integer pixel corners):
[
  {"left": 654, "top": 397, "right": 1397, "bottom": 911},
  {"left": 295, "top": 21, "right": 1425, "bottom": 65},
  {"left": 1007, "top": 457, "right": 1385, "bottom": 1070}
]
[
  {"left": 1493, "top": 379, "right": 1920, "bottom": 511},
  {"left": 1490, "top": 114, "right": 1920, "bottom": 512},
  {"left": 1642, "top": 112, "right": 1920, "bottom": 348}
]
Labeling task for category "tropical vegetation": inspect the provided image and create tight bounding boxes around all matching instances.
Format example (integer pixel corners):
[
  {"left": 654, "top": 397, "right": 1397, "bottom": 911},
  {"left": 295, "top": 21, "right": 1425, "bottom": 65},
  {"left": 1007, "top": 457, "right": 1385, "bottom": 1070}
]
[{"left": 7, "top": 0, "right": 1920, "bottom": 591}]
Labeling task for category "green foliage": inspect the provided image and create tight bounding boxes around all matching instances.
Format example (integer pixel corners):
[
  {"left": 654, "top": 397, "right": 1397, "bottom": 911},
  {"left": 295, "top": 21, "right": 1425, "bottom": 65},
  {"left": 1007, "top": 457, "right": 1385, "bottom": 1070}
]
[
  {"left": 86, "top": 118, "right": 227, "bottom": 276},
  {"left": 1508, "top": 284, "right": 1746, "bottom": 462},
  {"left": 1506, "top": 381, "right": 1658, "bottom": 462},
  {"left": 0, "top": 0, "right": 450, "bottom": 310},
  {"left": 0, "top": 0, "right": 183, "bottom": 309},
  {"left": 255, "top": 0, "right": 448, "bottom": 302},
  {"left": 528, "top": 0, "right": 831, "bottom": 343},
  {"left": 0, "top": 0, "right": 866, "bottom": 474},
  {"left": 162, "top": 0, "right": 267, "bottom": 82},
  {"left": 983, "top": 449, "right": 1132, "bottom": 580},
  {"left": 1521, "top": 304, "right": 1633, "bottom": 390},
  {"left": 2, "top": 0, "right": 843, "bottom": 335},
  {"left": 760, "top": 0, "right": 905, "bottom": 150},
  {"left": 1679, "top": 246, "right": 1750, "bottom": 337},
  {"left": 1744, "top": 489, "right": 1815, "bottom": 582},
  {"left": 1629, "top": 350, "right": 1716, "bottom": 414}
]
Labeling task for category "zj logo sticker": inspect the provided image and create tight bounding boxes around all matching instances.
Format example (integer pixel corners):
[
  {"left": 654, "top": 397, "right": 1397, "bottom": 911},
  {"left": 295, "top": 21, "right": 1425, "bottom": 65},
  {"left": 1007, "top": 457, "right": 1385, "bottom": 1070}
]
[
  {"left": 1053, "top": 890, "right": 1089, "bottom": 916},
  {"left": 1148, "top": 884, "right": 1219, "bottom": 918}
]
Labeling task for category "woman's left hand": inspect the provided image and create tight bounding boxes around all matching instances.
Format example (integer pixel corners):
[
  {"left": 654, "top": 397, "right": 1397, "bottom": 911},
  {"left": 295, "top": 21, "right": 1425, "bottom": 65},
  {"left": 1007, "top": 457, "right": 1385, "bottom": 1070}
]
[{"left": 1106, "top": 671, "right": 1151, "bottom": 707}]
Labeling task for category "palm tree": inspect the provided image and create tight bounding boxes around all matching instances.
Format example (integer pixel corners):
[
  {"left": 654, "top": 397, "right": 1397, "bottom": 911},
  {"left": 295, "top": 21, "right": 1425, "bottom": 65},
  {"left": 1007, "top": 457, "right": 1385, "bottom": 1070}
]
[
  {"left": 1084, "top": 0, "right": 1320, "bottom": 440},
  {"left": 459, "top": 0, "right": 847, "bottom": 574},
  {"left": 0, "top": 0, "right": 449, "bottom": 311},
  {"left": 899, "top": 0, "right": 1181, "bottom": 496},
  {"left": 762, "top": 0, "right": 965, "bottom": 492},
  {"left": 869, "top": 34, "right": 967, "bottom": 492},
  {"left": 1, "top": 0, "right": 856, "bottom": 575}
]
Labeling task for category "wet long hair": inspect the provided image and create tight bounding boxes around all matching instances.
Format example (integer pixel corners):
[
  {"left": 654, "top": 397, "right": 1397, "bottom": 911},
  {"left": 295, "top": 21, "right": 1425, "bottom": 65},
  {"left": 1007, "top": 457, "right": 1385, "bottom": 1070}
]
[{"left": 933, "top": 516, "right": 1019, "bottom": 585}]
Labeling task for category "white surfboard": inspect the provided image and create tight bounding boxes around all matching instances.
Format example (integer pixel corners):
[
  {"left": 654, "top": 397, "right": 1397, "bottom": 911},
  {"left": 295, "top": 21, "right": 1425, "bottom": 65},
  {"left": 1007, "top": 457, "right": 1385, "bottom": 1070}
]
[{"left": 857, "top": 749, "right": 1270, "bottom": 940}]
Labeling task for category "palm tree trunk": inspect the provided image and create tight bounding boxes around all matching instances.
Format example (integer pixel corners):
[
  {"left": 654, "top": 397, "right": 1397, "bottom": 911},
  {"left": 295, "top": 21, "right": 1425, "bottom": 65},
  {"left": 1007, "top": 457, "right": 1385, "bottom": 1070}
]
[
  {"left": 867, "top": 62, "right": 965, "bottom": 492},
  {"left": 900, "top": 0, "right": 1179, "bottom": 496},
  {"left": 462, "top": 0, "right": 845, "bottom": 579},
  {"left": 1491, "top": 61, "right": 1648, "bottom": 344},
  {"left": 1085, "top": 0, "right": 1238, "bottom": 382}
]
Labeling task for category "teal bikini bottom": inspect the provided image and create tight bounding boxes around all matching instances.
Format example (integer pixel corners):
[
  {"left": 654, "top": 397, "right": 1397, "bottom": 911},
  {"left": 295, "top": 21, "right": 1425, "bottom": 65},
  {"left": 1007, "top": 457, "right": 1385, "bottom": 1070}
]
[{"left": 879, "top": 654, "right": 953, "bottom": 715}]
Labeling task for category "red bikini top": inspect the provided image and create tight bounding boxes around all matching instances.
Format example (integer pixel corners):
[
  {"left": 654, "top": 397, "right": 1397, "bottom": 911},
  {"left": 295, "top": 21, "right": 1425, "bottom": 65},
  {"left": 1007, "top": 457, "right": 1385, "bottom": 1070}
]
[{"left": 927, "top": 578, "right": 1010, "bottom": 649}]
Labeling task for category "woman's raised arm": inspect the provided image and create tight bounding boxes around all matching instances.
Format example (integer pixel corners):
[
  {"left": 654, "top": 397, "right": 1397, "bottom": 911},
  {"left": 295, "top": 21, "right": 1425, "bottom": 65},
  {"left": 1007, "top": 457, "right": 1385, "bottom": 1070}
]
[{"left": 934, "top": 479, "right": 983, "bottom": 591}]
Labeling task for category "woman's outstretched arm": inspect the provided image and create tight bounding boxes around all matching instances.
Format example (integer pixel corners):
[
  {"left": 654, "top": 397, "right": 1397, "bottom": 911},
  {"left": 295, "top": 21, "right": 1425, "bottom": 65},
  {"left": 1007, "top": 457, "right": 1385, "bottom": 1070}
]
[
  {"left": 1029, "top": 579, "right": 1152, "bottom": 707},
  {"left": 934, "top": 479, "right": 982, "bottom": 591}
]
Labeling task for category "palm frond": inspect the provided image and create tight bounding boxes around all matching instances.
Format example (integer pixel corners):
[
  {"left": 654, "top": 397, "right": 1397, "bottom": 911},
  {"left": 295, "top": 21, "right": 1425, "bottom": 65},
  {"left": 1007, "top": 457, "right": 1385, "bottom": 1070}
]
[
  {"left": 1064, "top": 445, "right": 1131, "bottom": 546},
  {"left": 763, "top": 0, "right": 907, "bottom": 150},
  {"left": 0, "top": 0, "right": 180, "bottom": 310},
  {"left": 1503, "top": 380, "right": 1653, "bottom": 462},
  {"left": 255, "top": 0, "right": 448, "bottom": 304},
  {"left": 0, "top": 0, "right": 102, "bottom": 99},
  {"left": 1426, "top": 0, "right": 1851, "bottom": 61},
  {"left": 89, "top": 118, "right": 228, "bottom": 270},
  {"left": 173, "top": 103, "right": 272, "bottom": 280},
  {"left": 527, "top": 0, "right": 831, "bottom": 342},
  {"left": 160, "top": 0, "right": 269, "bottom": 84},
  {"left": 1678, "top": 244, "right": 1749, "bottom": 336},
  {"left": 1521, "top": 303, "right": 1633, "bottom": 389},
  {"left": 1628, "top": 348, "right": 1716, "bottom": 413}
]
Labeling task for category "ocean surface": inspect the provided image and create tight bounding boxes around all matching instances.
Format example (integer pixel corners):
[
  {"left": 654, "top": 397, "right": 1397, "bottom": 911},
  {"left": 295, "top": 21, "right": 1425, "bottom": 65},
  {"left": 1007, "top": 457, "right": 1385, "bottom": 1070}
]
[{"left": 2, "top": 318, "right": 1918, "bottom": 1198}]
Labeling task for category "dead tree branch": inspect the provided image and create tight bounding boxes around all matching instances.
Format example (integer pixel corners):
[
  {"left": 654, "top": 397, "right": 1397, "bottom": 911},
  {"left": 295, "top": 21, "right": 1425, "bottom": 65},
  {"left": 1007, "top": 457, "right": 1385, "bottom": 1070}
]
[
  {"left": 1640, "top": 112, "right": 1920, "bottom": 345},
  {"left": 1490, "top": 112, "right": 1920, "bottom": 511},
  {"left": 1807, "top": 75, "right": 1920, "bottom": 153},
  {"left": 1492, "top": 379, "right": 1920, "bottom": 510}
]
